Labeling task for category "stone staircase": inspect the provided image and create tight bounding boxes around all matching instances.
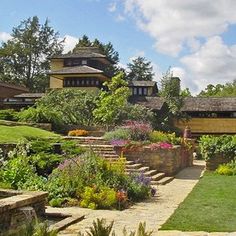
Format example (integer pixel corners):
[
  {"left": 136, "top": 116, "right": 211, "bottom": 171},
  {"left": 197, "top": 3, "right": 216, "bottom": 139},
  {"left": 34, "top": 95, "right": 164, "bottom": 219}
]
[{"left": 67, "top": 136, "right": 174, "bottom": 185}]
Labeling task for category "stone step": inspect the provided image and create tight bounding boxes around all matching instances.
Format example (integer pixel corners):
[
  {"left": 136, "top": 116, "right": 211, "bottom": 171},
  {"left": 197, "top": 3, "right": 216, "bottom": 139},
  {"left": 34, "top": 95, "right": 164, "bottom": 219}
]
[
  {"left": 93, "top": 150, "right": 117, "bottom": 155},
  {"left": 156, "top": 176, "right": 174, "bottom": 185},
  {"left": 151, "top": 172, "right": 166, "bottom": 181},
  {"left": 143, "top": 169, "right": 158, "bottom": 177},
  {"left": 126, "top": 166, "right": 150, "bottom": 173},
  {"left": 126, "top": 163, "right": 143, "bottom": 169},
  {"left": 102, "top": 154, "right": 120, "bottom": 158}
]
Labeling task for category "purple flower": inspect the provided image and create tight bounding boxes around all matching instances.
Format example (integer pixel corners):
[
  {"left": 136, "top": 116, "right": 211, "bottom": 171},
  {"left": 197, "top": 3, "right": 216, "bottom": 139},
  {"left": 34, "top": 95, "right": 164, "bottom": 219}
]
[{"left": 110, "top": 139, "right": 129, "bottom": 147}]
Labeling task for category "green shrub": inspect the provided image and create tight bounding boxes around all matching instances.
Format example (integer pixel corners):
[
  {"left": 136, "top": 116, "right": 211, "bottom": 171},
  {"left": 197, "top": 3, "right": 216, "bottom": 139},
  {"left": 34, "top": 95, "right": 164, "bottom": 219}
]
[
  {"left": 30, "top": 153, "right": 63, "bottom": 176},
  {"left": 216, "top": 160, "right": 236, "bottom": 176},
  {"left": 61, "top": 140, "right": 85, "bottom": 157},
  {"left": 1, "top": 156, "right": 36, "bottom": 189},
  {"left": 18, "top": 106, "right": 62, "bottom": 127},
  {"left": 30, "top": 139, "right": 54, "bottom": 154},
  {"left": 199, "top": 135, "right": 236, "bottom": 160},
  {"left": 49, "top": 198, "right": 65, "bottom": 207},
  {"left": 104, "top": 128, "right": 131, "bottom": 141},
  {"left": 79, "top": 186, "right": 117, "bottom": 209},
  {"left": 149, "top": 131, "right": 181, "bottom": 145},
  {"left": 0, "top": 109, "right": 19, "bottom": 121}
]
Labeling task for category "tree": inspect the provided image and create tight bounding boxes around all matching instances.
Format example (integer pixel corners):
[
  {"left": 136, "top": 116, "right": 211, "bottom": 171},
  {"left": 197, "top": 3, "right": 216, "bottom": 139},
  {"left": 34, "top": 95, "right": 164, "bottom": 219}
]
[
  {"left": 0, "top": 16, "right": 63, "bottom": 92},
  {"left": 158, "top": 68, "right": 186, "bottom": 132},
  {"left": 198, "top": 80, "right": 236, "bottom": 97},
  {"left": 93, "top": 72, "right": 130, "bottom": 127},
  {"left": 36, "top": 89, "right": 97, "bottom": 126},
  {"left": 180, "top": 88, "right": 192, "bottom": 97},
  {"left": 126, "top": 56, "right": 154, "bottom": 81}
]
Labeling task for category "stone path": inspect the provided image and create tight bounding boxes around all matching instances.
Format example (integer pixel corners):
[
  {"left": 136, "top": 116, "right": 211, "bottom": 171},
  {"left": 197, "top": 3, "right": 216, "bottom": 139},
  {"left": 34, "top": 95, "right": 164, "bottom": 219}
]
[{"left": 45, "top": 160, "right": 212, "bottom": 235}]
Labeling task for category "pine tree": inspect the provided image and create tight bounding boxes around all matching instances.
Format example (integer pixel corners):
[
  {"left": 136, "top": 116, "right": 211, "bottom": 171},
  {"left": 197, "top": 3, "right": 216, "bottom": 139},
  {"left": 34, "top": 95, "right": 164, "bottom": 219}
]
[{"left": 0, "top": 16, "right": 63, "bottom": 92}]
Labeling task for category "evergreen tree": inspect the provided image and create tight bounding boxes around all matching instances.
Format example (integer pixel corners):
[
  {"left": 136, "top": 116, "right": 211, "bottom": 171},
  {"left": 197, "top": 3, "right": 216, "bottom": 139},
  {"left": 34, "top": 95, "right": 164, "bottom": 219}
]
[
  {"left": 126, "top": 56, "right": 154, "bottom": 81},
  {"left": 0, "top": 16, "right": 63, "bottom": 92}
]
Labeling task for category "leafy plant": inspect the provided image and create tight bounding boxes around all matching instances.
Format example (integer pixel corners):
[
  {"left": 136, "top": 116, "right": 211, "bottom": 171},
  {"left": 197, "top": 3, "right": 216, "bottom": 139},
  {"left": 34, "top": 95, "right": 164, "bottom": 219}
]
[
  {"left": 216, "top": 160, "right": 236, "bottom": 176},
  {"left": 0, "top": 109, "right": 19, "bottom": 121},
  {"left": 149, "top": 131, "right": 181, "bottom": 145},
  {"left": 104, "top": 128, "right": 131, "bottom": 141},
  {"left": 199, "top": 135, "right": 236, "bottom": 160},
  {"left": 123, "top": 222, "right": 153, "bottom": 236}
]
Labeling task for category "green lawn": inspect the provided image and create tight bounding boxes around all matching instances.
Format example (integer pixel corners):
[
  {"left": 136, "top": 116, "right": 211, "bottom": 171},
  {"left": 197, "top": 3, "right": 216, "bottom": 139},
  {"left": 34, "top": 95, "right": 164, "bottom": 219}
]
[
  {"left": 0, "top": 125, "right": 59, "bottom": 143},
  {"left": 161, "top": 172, "right": 236, "bottom": 232}
]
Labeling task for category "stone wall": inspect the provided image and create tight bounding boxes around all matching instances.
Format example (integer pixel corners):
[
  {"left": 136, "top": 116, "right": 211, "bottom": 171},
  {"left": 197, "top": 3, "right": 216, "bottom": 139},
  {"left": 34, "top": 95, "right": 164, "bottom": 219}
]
[
  {"left": 205, "top": 155, "right": 232, "bottom": 171},
  {"left": 123, "top": 146, "right": 193, "bottom": 176},
  {"left": 0, "top": 190, "right": 48, "bottom": 235}
]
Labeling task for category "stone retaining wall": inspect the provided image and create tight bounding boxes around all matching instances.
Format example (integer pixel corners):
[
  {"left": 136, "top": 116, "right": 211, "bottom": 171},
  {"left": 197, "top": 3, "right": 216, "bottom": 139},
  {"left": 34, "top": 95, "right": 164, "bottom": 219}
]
[
  {"left": 123, "top": 146, "right": 193, "bottom": 176},
  {"left": 0, "top": 189, "right": 48, "bottom": 235},
  {"left": 205, "top": 155, "right": 233, "bottom": 171}
]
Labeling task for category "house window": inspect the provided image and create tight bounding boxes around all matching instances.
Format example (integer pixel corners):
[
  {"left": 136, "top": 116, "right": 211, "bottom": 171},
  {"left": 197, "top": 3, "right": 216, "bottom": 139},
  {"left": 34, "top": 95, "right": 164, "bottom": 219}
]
[
  {"left": 133, "top": 87, "right": 137, "bottom": 95},
  {"left": 82, "top": 60, "right": 87, "bottom": 65},
  {"left": 138, "top": 88, "right": 143, "bottom": 95},
  {"left": 143, "top": 87, "right": 148, "bottom": 96}
]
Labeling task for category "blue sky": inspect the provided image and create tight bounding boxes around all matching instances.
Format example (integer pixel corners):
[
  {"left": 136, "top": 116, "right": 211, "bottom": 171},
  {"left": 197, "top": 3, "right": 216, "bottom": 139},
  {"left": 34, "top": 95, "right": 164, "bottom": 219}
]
[{"left": 1, "top": 0, "right": 236, "bottom": 94}]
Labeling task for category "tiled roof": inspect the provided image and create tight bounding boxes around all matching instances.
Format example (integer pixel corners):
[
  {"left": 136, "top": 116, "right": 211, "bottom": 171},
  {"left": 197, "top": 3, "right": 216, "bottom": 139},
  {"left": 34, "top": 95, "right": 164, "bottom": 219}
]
[
  {"left": 181, "top": 97, "right": 236, "bottom": 112},
  {"left": 14, "top": 93, "right": 45, "bottom": 98},
  {"left": 50, "top": 47, "right": 106, "bottom": 59},
  {"left": 128, "top": 81, "right": 157, "bottom": 87},
  {"left": 0, "top": 82, "right": 29, "bottom": 92},
  {"left": 49, "top": 66, "right": 103, "bottom": 75},
  {"left": 129, "top": 96, "right": 165, "bottom": 110}
]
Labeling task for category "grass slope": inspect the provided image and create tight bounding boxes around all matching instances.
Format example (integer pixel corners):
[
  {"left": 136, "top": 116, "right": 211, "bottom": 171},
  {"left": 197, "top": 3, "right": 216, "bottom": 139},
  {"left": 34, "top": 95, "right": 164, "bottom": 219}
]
[
  {"left": 161, "top": 172, "right": 236, "bottom": 232},
  {"left": 0, "top": 125, "right": 59, "bottom": 143}
]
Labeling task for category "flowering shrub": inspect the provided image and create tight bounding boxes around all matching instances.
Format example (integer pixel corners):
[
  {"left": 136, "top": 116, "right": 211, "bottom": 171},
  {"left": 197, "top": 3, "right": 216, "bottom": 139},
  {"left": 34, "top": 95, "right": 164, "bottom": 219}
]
[
  {"left": 148, "top": 142, "right": 173, "bottom": 150},
  {"left": 68, "top": 129, "right": 89, "bottom": 136},
  {"left": 123, "top": 120, "right": 152, "bottom": 141},
  {"left": 110, "top": 139, "right": 130, "bottom": 147},
  {"left": 103, "top": 128, "right": 131, "bottom": 141}
]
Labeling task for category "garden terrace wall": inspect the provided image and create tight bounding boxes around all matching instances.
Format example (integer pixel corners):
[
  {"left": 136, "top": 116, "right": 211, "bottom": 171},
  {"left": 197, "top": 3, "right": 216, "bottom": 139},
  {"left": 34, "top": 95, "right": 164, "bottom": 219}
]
[
  {"left": 123, "top": 146, "right": 193, "bottom": 176},
  {"left": 0, "top": 189, "right": 47, "bottom": 235},
  {"left": 205, "top": 154, "right": 233, "bottom": 171}
]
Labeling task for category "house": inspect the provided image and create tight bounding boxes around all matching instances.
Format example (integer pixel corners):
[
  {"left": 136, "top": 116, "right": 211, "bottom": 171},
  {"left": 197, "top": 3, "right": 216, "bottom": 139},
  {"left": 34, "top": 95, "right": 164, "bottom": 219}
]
[
  {"left": 175, "top": 97, "right": 236, "bottom": 135},
  {"left": 128, "top": 81, "right": 158, "bottom": 96},
  {"left": 3, "top": 93, "right": 44, "bottom": 110},
  {"left": 48, "top": 47, "right": 113, "bottom": 93},
  {"left": 0, "top": 82, "right": 29, "bottom": 108}
]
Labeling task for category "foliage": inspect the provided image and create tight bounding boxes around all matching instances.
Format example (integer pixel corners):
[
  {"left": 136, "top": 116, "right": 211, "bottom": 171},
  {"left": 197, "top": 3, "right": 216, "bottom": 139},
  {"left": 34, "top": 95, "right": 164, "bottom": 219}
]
[
  {"left": 216, "top": 160, "right": 236, "bottom": 176},
  {"left": 60, "top": 140, "right": 85, "bottom": 157},
  {"left": 103, "top": 128, "right": 131, "bottom": 141},
  {"left": 122, "top": 104, "right": 155, "bottom": 124},
  {"left": 147, "top": 142, "right": 173, "bottom": 150},
  {"left": 68, "top": 129, "right": 89, "bottom": 136},
  {"left": 126, "top": 56, "right": 154, "bottom": 81},
  {"left": 18, "top": 106, "right": 62, "bottom": 128},
  {"left": 93, "top": 73, "right": 130, "bottom": 126},
  {"left": 198, "top": 80, "right": 236, "bottom": 97},
  {"left": 0, "top": 109, "right": 19, "bottom": 121},
  {"left": 36, "top": 89, "right": 97, "bottom": 126},
  {"left": 199, "top": 135, "right": 236, "bottom": 160},
  {"left": 16, "top": 220, "right": 58, "bottom": 236},
  {"left": 0, "top": 16, "right": 63, "bottom": 92},
  {"left": 123, "top": 121, "right": 152, "bottom": 141},
  {"left": 78, "top": 219, "right": 153, "bottom": 236},
  {"left": 149, "top": 131, "right": 181, "bottom": 145},
  {"left": 159, "top": 68, "right": 185, "bottom": 131},
  {"left": 79, "top": 186, "right": 117, "bottom": 209},
  {"left": 78, "top": 218, "right": 115, "bottom": 236},
  {"left": 1, "top": 155, "right": 36, "bottom": 189},
  {"left": 123, "top": 222, "right": 153, "bottom": 236}
]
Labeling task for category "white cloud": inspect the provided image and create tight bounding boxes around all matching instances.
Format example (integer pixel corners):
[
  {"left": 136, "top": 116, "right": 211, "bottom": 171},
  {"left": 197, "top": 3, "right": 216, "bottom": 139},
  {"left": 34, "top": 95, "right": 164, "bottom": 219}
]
[
  {"left": 61, "top": 35, "right": 78, "bottom": 53},
  {"left": 180, "top": 36, "right": 236, "bottom": 93},
  {"left": 122, "top": 0, "right": 236, "bottom": 56},
  {"left": 0, "top": 32, "right": 12, "bottom": 42},
  {"left": 108, "top": 2, "right": 117, "bottom": 12},
  {"left": 115, "top": 14, "right": 125, "bottom": 22}
]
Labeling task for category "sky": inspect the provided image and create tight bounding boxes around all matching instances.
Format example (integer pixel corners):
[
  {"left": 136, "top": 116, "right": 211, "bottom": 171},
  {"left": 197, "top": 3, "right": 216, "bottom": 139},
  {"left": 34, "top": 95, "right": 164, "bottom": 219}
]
[{"left": 1, "top": 0, "right": 236, "bottom": 94}]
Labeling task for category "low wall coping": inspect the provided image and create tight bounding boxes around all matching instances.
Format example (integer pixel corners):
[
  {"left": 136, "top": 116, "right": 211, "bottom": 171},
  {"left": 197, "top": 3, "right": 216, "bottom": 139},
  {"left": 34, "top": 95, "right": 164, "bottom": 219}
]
[{"left": 0, "top": 190, "right": 48, "bottom": 214}]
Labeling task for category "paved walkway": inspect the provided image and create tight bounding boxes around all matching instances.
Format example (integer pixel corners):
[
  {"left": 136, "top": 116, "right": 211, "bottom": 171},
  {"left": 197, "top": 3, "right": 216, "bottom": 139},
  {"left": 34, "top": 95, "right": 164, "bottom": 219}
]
[{"left": 46, "top": 160, "right": 210, "bottom": 235}]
